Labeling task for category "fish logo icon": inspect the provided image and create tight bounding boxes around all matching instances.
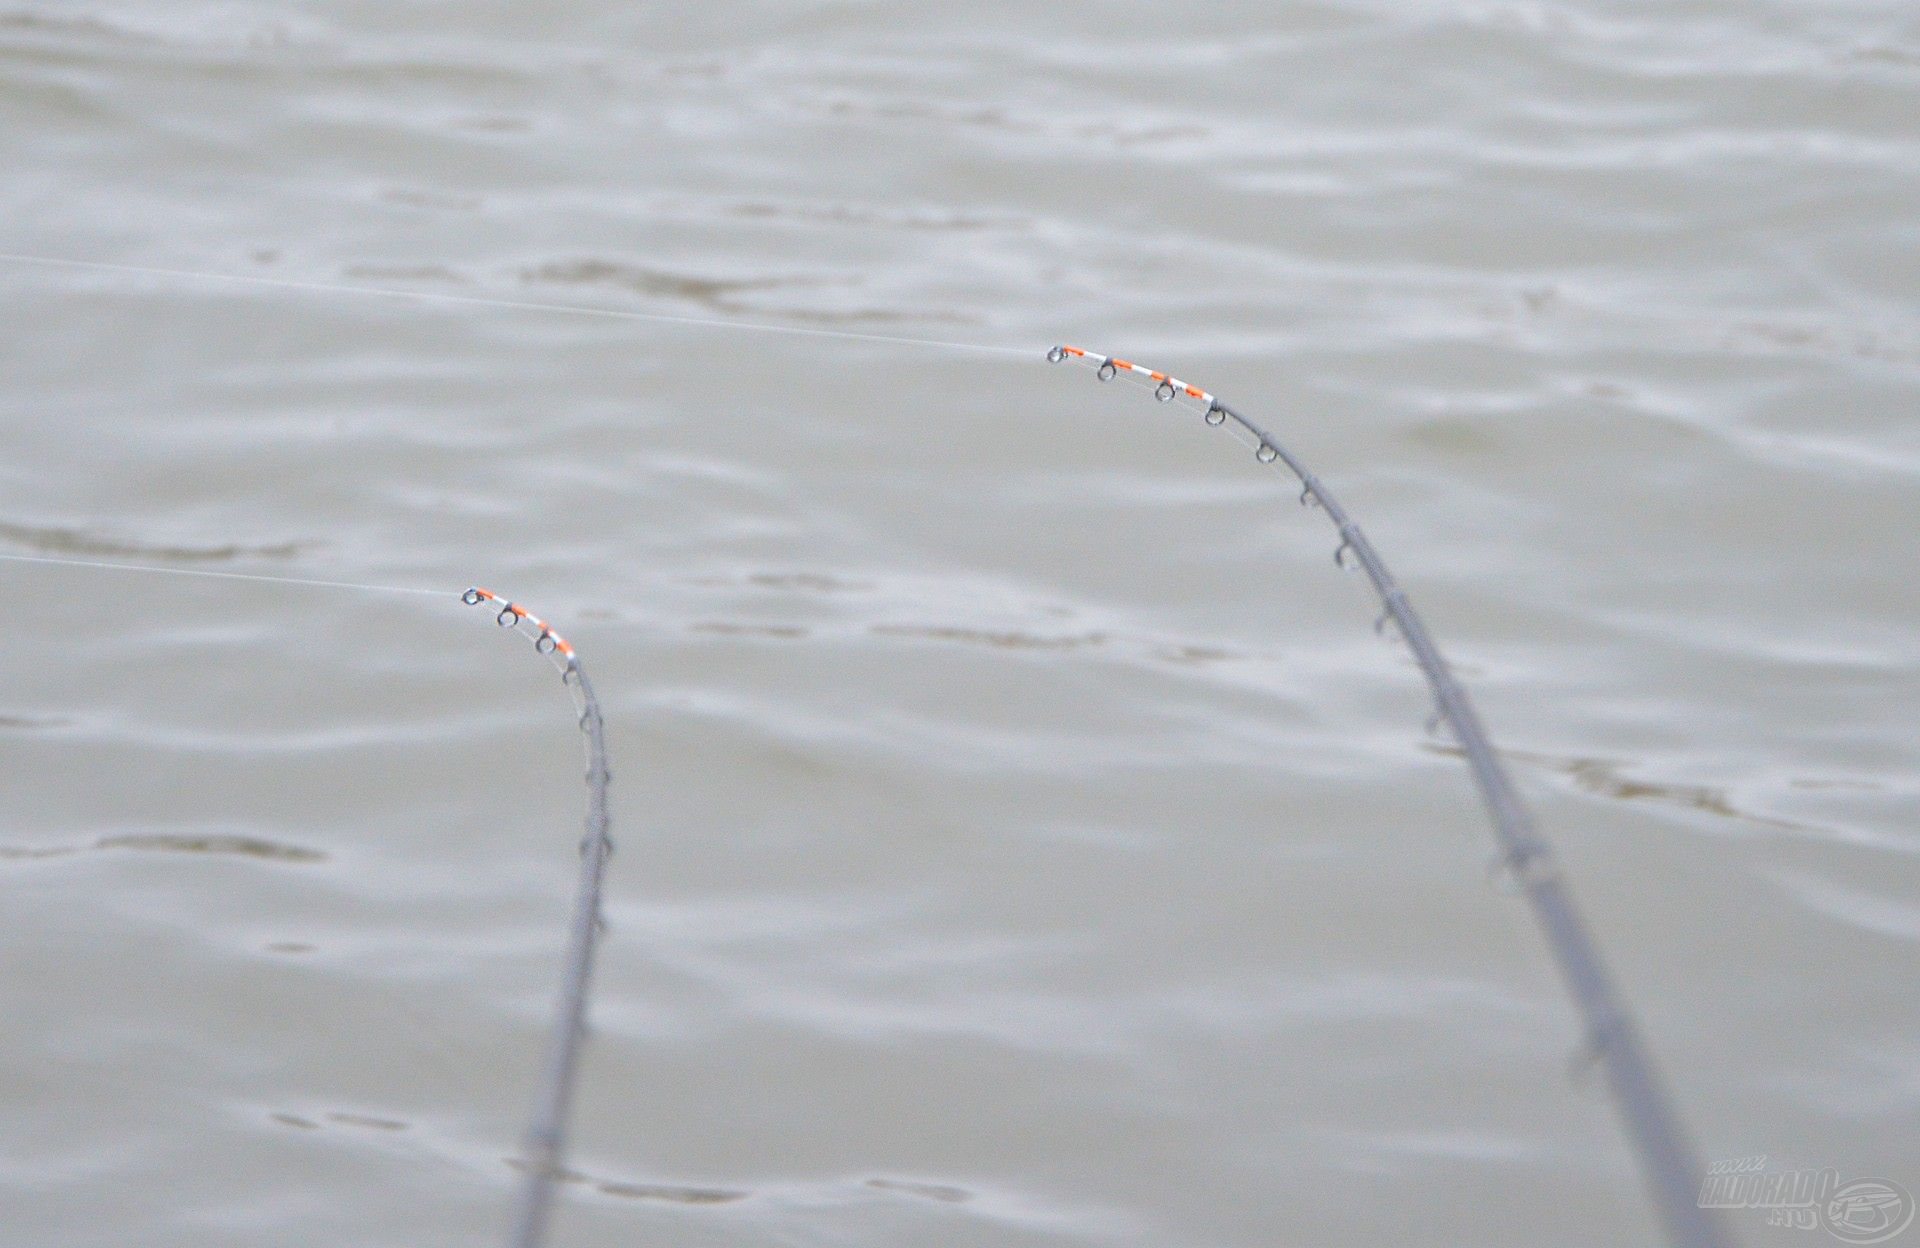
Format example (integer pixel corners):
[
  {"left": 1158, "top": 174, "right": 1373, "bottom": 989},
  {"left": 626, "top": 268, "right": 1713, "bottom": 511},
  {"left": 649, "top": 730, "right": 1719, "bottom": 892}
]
[{"left": 1824, "top": 1179, "right": 1916, "bottom": 1244}]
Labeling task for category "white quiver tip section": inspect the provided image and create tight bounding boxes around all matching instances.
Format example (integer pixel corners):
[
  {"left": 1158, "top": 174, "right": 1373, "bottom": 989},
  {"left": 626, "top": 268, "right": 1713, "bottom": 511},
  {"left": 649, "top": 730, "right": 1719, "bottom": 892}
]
[
  {"left": 463, "top": 587, "right": 588, "bottom": 714},
  {"left": 1048, "top": 344, "right": 1214, "bottom": 412},
  {"left": 1047, "top": 345, "right": 1289, "bottom": 465}
]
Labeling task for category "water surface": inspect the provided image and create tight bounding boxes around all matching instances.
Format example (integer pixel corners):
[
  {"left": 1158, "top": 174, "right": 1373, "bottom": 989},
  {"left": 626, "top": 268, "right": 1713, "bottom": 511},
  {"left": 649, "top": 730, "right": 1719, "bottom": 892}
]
[{"left": 3, "top": 3, "right": 1917, "bottom": 1245}]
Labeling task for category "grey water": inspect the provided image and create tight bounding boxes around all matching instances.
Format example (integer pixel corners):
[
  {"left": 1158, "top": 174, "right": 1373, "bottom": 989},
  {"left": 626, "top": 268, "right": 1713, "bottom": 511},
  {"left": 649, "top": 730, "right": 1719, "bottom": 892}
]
[{"left": 2, "top": 3, "right": 1917, "bottom": 1245}]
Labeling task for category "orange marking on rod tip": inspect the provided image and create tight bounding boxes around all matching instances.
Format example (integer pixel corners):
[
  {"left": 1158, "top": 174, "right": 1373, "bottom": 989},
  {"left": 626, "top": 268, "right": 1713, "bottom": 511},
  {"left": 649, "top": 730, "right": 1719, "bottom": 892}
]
[
  {"left": 1063, "top": 345, "right": 1085, "bottom": 357},
  {"left": 1185, "top": 386, "right": 1203, "bottom": 398}
]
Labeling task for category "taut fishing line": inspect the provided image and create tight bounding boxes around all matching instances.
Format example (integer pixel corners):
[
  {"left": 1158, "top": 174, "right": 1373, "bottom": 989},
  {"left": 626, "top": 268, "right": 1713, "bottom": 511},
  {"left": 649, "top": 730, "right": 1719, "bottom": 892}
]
[
  {"left": 0, "top": 252, "right": 1728, "bottom": 1247},
  {"left": 0, "top": 550, "right": 444, "bottom": 596},
  {"left": 0, "top": 252, "right": 1029, "bottom": 356}
]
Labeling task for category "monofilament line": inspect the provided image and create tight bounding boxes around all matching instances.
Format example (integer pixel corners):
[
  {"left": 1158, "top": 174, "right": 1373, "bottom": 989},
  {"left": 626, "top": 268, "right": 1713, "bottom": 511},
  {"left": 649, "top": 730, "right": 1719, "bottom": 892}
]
[
  {"left": 0, "top": 550, "right": 444, "bottom": 596},
  {"left": 461, "top": 589, "right": 615, "bottom": 1248},
  {"left": 1049, "top": 346, "right": 1735, "bottom": 1248},
  {"left": 0, "top": 251, "right": 1031, "bottom": 357}
]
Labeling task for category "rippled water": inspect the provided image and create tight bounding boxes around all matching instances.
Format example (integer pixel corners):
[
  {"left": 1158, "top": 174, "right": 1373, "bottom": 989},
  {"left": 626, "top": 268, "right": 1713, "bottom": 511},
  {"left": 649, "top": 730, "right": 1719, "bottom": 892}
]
[{"left": 3, "top": 3, "right": 1917, "bottom": 1245}]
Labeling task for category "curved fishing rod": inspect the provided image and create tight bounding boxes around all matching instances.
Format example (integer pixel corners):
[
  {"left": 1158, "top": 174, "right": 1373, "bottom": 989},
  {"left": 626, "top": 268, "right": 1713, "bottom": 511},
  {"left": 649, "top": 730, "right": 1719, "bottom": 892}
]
[
  {"left": 1047, "top": 346, "right": 1732, "bottom": 1248},
  {"left": 1, "top": 558, "right": 613, "bottom": 1243},
  {"left": 460, "top": 588, "right": 614, "bottom": 1248}
]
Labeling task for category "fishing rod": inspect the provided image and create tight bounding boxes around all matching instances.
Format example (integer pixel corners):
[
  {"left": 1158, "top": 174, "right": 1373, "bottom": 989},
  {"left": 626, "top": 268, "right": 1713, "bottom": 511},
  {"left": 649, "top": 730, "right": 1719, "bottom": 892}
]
[
  {"left": 457, "top": 588, "right": 614, "bottom": 1248},
  {"left": 2, "top": 244, "right": 1732, "bottom": 1241},
  {"left": 0, "top": 552, "right": 614, "bottom": 1246},
  {"left": 1047, "top": 345, "right": 1733, "bottom": 1248}
]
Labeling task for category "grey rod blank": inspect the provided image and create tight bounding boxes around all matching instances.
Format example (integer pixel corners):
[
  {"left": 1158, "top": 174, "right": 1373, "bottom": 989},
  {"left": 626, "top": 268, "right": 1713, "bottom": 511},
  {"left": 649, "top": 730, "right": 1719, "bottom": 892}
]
[
  {"left": 1058, "top": 353, "right": 1730, "bottom": 1248},
  {"left": 505, "top": 662, "right": 613, "bottom": 1248},
  {"left": 1225, "top": 397, "right": 1733, "bottom": 1248}
]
